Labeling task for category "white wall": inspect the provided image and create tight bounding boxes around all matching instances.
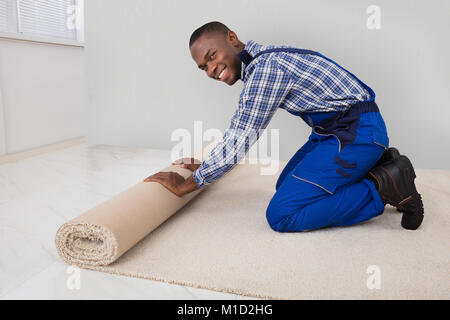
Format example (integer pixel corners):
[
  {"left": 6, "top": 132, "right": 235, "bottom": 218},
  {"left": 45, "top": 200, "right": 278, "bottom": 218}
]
[
  {"left": 0, "top": 38, "right": 87, "bottom": 154},
  {"left": 0, "top": 86, "right": 5, "bottom": 155},
  {"left": 85, "top": 0, "right": 450, "bottom": 169}
]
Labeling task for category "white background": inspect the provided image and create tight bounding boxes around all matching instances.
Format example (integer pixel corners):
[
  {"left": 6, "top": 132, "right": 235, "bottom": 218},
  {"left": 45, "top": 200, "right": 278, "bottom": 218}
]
[{"left": 0, "top": 0, "right": 449, "bottom": 168}]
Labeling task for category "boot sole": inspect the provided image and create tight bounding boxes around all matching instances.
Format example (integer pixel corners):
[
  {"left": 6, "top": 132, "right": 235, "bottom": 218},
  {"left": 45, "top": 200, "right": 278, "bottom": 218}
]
[
  {"left": 394, "top": 156, "right": 424, "bottom": 230},
  {"left": 401, "top": 191, "right": 424, "bottom": 230}
]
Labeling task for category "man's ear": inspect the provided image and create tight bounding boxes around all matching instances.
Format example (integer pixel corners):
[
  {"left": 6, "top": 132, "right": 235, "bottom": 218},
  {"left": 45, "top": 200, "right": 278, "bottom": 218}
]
[{"left": 227, "top": 30, "right": 239, "bottom": 46}]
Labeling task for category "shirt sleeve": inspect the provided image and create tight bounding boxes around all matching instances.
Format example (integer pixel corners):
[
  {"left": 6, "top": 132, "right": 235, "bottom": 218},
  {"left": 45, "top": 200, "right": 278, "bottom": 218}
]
[{"left": 193, "top": 59, "right": 293, "bottom": 188}]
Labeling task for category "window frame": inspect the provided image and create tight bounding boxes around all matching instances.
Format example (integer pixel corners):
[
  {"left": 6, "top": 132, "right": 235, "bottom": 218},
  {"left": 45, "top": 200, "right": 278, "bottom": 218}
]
[{"left": 0, "top": 0, "right": 84, "bottom": 47}]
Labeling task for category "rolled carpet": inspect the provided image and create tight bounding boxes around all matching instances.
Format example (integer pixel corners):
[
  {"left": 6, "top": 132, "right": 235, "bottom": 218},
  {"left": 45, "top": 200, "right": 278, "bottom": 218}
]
[{"left": 55, "top": 142, "right": 216, "bottom": 267}]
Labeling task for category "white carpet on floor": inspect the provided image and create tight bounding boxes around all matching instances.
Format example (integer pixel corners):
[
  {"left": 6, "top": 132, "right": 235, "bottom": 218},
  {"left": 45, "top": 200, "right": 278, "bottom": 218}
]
[{"left": 72, "top": 162, "right": 449, "bottom": 299}]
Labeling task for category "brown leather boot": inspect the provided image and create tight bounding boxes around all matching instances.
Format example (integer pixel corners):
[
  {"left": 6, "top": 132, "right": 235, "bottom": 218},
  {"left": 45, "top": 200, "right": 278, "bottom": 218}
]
[
  {"left": 374, "top": 147, "right": 402, "bottom": 212},
  {"left": 367, "top": 155, "right": 424, "bottom": 230},
  {"left": 375, "top": 147, "right": 400, "bottom": 167}
]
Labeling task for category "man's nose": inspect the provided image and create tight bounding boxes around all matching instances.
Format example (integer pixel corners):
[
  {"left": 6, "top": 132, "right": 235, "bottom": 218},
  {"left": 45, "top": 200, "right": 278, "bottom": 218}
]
[{"left": 206, "top": 63, "right": 217, "bottom": 79}]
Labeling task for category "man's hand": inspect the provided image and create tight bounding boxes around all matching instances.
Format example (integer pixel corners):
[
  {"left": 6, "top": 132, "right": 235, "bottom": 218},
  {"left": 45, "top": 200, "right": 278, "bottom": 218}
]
[
  {"left": 143, "top": 172, "right": 199, "bottom": 197},
  {"left": 172, "top": 157, "right": 201, "bottom": 172},
  {"left": 143, "top": 157, "right": 202, "bottom": 197}
]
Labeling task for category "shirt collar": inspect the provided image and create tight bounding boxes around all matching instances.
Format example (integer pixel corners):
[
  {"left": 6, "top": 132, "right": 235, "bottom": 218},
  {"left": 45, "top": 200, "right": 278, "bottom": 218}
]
[{"left": 237, "top": 40, "right": 263, "bottom": 80}]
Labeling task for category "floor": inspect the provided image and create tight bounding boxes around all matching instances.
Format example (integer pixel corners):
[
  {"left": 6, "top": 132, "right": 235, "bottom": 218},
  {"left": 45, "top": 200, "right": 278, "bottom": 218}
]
[{"left": 0, "top": 143, "right": 257, "bottom": 300}]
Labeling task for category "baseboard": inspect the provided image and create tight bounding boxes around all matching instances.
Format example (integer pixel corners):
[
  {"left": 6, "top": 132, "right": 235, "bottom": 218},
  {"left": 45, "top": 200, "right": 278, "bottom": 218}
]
[{"left": 0, "top": 137, "right": 86, "bottom": 165}]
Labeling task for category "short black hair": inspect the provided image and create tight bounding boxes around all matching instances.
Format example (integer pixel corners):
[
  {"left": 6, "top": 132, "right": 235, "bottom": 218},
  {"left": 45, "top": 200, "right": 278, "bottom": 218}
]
[{"left": 189, "top": 21, "right": 230, "bottom": 47}]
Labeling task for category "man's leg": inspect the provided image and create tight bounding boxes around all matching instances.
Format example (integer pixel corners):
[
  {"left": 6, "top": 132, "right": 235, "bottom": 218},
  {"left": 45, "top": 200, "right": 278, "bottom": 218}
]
[
  {"left": 266, "top": 133, "right": 386, "bottom": 232},
  {"left": 266, "top": 175, "right": 384, "bottom": 232},
  {"left": 275, "top": 137, "right": 318, "bottom": 190}
]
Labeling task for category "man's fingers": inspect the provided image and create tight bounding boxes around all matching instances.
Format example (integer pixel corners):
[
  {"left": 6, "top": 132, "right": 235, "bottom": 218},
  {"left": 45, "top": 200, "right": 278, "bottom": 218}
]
[
  {"left": 144, "top": 171, "right": 174, "bottom": 182},
  {"left": 173, "top": 158, "right": 189, "bottom": 165},
  {"left": 144, "top": 173, "right": 163, "bottom": 182},
  {"left": 172, "top": 158, "right": 201, "bottom": 166},
  {"left": 144, "top": 177, "right": 162, "bottom": 183}
]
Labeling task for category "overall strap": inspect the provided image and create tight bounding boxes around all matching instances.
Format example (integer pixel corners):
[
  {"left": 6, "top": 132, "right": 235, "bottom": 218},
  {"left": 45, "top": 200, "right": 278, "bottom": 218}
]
[
  {"left": 253, "top": 47, "right": 319, "bottom": 60},
  {"left": 238, "top": 47, "right": 375, "bottom": 102}
]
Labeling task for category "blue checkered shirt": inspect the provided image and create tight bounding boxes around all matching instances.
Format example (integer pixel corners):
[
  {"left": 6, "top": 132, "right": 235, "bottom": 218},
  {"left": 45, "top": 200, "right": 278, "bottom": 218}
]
[{"left": 193, "top": 40, "right": 371, "bottom": 188}]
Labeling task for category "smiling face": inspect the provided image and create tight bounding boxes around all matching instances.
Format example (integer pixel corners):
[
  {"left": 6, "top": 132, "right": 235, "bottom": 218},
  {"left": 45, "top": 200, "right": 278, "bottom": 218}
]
[{"left": 190, "top": 30, "right": 245, "bottom": 86}]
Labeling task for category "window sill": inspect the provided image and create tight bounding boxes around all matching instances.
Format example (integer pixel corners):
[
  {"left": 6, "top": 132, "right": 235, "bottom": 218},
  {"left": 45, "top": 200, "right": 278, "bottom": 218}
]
[{"left": 0, "top": 31, "right": 84, "bottom": 48}]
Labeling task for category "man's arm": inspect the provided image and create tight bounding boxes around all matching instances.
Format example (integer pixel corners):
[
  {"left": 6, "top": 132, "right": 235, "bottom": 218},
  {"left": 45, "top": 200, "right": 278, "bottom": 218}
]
[
  {"left": 193, "top": 59, "right": 292, "bottom": 188},
  {"left": 145, "top": 59, "right": 292, "bottom": 196}
]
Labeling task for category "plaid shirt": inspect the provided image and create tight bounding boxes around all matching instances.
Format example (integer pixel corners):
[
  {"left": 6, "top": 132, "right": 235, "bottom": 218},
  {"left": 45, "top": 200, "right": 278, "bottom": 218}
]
[{"left": 193, "top": 40, "right": 371, "bottom": 188}]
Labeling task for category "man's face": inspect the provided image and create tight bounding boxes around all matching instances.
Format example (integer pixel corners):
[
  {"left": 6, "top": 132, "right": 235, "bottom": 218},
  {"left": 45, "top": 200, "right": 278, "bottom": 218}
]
[{"left": 190, "top": 31, "right": 243, "bottom": 86}]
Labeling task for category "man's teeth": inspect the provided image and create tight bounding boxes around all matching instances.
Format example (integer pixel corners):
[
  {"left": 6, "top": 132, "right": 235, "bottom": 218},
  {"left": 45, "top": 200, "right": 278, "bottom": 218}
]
[{"left": 219, "top": 68, "right": 226, "bottom": 79}]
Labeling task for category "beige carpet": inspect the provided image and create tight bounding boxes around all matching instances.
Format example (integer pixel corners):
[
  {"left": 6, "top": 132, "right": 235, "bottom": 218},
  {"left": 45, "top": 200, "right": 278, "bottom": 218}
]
[{"left": 62, "top": 163, "right": 450, "bottom": 299}]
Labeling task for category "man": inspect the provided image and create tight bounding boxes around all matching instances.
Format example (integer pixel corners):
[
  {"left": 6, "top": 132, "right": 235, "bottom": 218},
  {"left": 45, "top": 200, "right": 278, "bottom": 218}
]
[{"left": 145, "top": 21, "right": 424, "bottom": 231}]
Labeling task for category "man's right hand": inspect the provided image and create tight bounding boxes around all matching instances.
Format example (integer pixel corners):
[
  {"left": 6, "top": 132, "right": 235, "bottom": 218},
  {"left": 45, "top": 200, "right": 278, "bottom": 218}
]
[{"left": 172, "top": 157, "right": 202, "bottom": 172}]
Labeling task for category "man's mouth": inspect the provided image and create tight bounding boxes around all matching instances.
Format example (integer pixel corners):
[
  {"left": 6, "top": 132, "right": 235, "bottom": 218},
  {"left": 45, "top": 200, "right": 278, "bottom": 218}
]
[{"left": 218, "top": 67, "right": 226, "bottom": 80}]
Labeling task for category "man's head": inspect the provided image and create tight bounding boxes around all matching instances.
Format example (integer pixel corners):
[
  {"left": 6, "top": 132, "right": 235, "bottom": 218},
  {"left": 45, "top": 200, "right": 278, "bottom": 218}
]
[{"left": 189, "top": 21, "right": 245, "bottom": 86}]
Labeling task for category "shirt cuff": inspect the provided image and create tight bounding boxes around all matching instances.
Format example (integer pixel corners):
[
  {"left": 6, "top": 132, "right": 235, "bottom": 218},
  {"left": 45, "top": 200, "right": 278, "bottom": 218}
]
[{"left": 193, "top": 169, "right": 207, "bottom": 189}]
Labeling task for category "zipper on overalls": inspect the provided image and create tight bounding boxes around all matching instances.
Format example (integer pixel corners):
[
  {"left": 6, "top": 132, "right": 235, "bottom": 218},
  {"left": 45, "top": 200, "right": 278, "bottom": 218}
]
[
  {"left": 313, "top": 126, "right": 342, "bottom": 153},
  {"left": 307, "top": 115, "right": 342, "bottom": 153}
]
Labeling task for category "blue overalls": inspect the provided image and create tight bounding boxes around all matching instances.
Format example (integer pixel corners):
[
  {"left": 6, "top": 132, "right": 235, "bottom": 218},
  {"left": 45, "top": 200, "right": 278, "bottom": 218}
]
[{"left": 246, "top": 48, "right": 389, "bottom": 232}]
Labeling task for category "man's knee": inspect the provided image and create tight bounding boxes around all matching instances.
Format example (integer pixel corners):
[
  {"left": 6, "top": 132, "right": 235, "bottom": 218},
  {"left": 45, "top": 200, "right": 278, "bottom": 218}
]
[
  {"left": 266, "top": 197, "right": 295, "bottom": 232},
  {"left": 275, "top": 168, "right": 292, "bottom": 191},
  {"left": 266, "top": 201, "right": 279, "bottom": 231}
]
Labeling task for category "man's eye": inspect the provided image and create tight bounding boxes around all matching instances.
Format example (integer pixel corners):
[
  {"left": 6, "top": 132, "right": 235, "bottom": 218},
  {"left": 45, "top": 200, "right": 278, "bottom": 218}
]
[{"left": 211, "top": 52, "right": 215, "bottom": 59}]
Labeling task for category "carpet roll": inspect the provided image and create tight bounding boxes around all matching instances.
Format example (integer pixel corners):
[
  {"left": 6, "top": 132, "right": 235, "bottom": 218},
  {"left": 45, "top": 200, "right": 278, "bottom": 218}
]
[{"left": 55, "top": 142, "right": 217, "bottom": 267}]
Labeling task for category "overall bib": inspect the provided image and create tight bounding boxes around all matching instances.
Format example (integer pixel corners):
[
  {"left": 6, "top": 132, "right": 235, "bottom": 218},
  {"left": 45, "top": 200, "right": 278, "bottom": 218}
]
[{"left": 243, "top": 47, "right": 390, "bottom": 232}]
